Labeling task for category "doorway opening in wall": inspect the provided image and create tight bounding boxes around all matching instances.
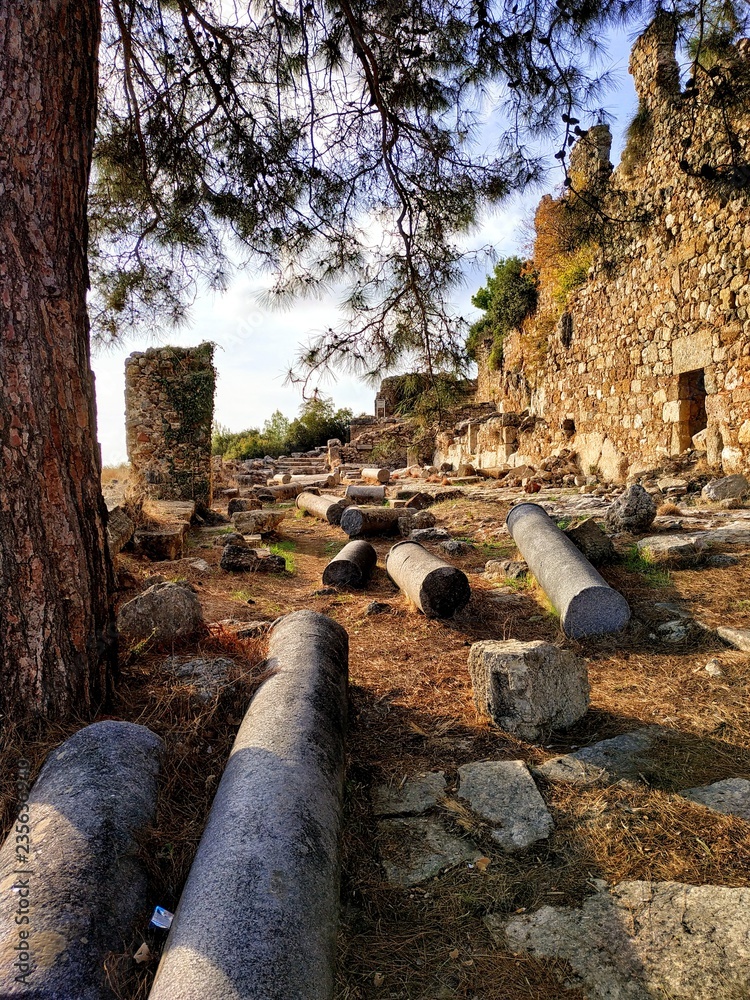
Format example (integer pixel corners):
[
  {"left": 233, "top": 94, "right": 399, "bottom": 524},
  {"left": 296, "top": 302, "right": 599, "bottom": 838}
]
[{"left": 677, "top": 368, "right": 707, "bottom": 451}]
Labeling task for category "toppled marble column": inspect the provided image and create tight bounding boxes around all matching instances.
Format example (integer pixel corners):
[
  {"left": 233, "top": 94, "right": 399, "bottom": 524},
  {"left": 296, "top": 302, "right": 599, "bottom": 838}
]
[
  {"left": 506, "top": 503, "right": 630, "bottom": 638},
  {"left": 468, "top": 639, "right": 589, "bottom": 740},
  {"left": 386, "top": 540, "right": 471, "bottom": 618},
  {"left": 322, "top": 540, "right": 377, "bottom": 588},
  {"left": 0, "top": 722, "right": 163, "bottom": 998},
  {"left": 345, "top": 484, "right": 386, "bottom": 503},
  {"left": 149, "top": 610, "right": 348, "bottom": 1000},
  {"left": 297, "top": 491, "right": 352, "bottom": 526},
  {"left": 340, "top": 505, "right": 402, "bottom": 537},
  {"left": 271, "top": 472, "right": 292, "bottom": 484},
  {"left": 361, "top": 467, "right": 390, "bottom": 484}
]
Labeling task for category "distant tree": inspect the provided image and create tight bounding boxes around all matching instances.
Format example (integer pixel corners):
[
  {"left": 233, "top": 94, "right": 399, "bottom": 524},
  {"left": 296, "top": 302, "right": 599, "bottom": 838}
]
[
  {"left": 466, "top": 257, "right": 538, "bottom": 370},
  {"left": 286, "top": 397, "right": 353, "bottom": 452}
]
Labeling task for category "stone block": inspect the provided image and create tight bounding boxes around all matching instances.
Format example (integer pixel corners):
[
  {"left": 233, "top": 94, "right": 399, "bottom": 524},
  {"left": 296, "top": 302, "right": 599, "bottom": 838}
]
[
  {"left": 680, "top": 778, "right": 750, "bottom": 820},
  {"left": 107, "top": 505, "right": 134, "bottom": 556},
  {"left": 605, "top": 484, "right": 657, "bottom": 533},
  {"left": 468, "top": 640, "right": 589, "bottom": 741},
  {"left": 701, "top": 474, "right": 749, "bottom": 501},
  {"left": 232, "top": 509, "right": 289, "bottom": 534},
  {"left": 457, "top": 760, "right": 553, "bottom": 851},
  {"left": 117, "top": 581, "right": 204, "bottom": 646},
  {"left": 372, "top": 772, "right": 447, "bottom": 816},
  {"left": 134, "top": 524, "right": 186, "bottom": 561}
]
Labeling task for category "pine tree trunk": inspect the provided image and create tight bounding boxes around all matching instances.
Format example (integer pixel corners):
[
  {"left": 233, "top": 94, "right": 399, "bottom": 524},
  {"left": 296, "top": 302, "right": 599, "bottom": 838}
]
[{"left": 0, "top": 1, "right": 117, "bottom": 719}]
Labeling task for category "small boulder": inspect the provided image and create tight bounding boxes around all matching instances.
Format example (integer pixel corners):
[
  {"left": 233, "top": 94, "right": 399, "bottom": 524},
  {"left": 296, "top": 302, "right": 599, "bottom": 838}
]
[
  {"left": 564, "top": 518, "right": 616, "bottom": 566},
  {"left": 484, "top": 559, "right": 528, "bottom": 581},
  {"left": 702, "top": 474, "right": 749, "bottom": 502},
  {"left": 134, "top": 525, "right": 186, "bottom": 561},
  {"left": 604, "top": 484, "right": 657, "bottom": 534},
  {"left": 439, "top": 540, "right": 472, "bottom": 556},
  {"left": 117, "top": 581, "right": 204, "bottom": 646},
  {"left": 228, "top": 497, "right": 262, "bottom": 515},
  {"left": 214, "top": 532, "right": 246, "bottom": 547},
  {"left": 220, "top": 545, "right": 286, "bottom": 573},
  {"left": 398, "top": 510, "right": 437, "bottom": 536},
  {"left": 231, "top": 510, "right": 288, "bottom": 535}
]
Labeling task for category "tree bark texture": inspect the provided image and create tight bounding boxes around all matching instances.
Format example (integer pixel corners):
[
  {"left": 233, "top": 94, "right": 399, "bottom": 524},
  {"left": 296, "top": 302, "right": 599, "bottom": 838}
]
[{"left": 0, "top": 1, "right": 117, "bottom": 719}]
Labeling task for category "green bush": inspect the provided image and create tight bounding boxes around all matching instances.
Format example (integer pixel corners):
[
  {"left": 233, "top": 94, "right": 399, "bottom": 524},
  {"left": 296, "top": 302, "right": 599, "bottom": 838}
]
[
  {"left": 212, "top": 396, "right": 352, "bottom": 460},
  {"left": 465, "top": 257, "right": 538, "bottom": 369}
]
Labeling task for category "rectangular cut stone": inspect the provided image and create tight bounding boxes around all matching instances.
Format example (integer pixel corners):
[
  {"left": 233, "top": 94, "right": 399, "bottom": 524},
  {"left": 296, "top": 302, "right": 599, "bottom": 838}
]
[
  {"left": 671, "top": 330, "right": 712, "bottom": 375},
  {"left": 468, "top": 639, "right": 589, "bottom": 741}
]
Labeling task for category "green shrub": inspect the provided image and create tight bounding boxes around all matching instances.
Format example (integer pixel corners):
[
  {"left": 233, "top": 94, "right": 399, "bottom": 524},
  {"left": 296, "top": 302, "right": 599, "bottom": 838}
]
[{"left": 466, "top": 257, "right": 538, "bottom": 369}]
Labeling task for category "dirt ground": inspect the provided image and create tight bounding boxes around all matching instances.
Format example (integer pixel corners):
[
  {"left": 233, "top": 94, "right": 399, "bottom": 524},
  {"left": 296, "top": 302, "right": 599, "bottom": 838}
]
[{"left": 2, "top": 484, "right": 750, "bottom": 998}]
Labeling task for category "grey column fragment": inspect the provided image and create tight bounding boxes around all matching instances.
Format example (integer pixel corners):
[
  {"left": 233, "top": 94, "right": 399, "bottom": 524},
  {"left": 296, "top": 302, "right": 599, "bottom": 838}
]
[
  {"left": 345, "top": 485, "right": 385, "bottom": 503},
  {"left": 323, "top": 540, "right": 377, "bottom": 588},
  {"left": 149, "top": 609, "right": 349, "bottom": 1000},
  {"left": 340, "top": 505, "right": 402, "bottom": 537},
  {"left": 506, "top": 502, "right": 630, "bottom": 638},
  {"left": 386, "top": 540, "right": 471, "bottom": 618},
  {"left": 297, "top": 491, "right": 352, "bottom": 526},
  {"left": 361, "top": 467, "right": 390, "bottom": 484},
  {"left": 0, "top": 721, "right": 163, "bottom": 999}
]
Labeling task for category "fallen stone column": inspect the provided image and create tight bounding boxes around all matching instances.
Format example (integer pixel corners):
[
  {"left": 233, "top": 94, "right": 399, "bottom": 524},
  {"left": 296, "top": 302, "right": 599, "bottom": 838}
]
[
  {"left": 290, "top": 473, "right": 338, "bottom": 488},
  {"left": 386, "top": 540, "right": 471, "bottom": 618},
  {"left": 296, "top": 491, "right": 352, "bottom": 526},
  {"left": 361, "top": 466, "right": 390, "bottom": 484},
  {"left": 148, "top": 610, "right": 348, "bottom": 1000},
  {"left": 264, "top": 483, "right": 306, "bottom": 501},
  {"left": 270, "top": 472, "right": 292, "bottom": 484},
  {"left": 0, "top": 721, "right": 163, "bottom": 998},
  {"left": 340, "top": 505, "right": 402, "bottom": 537},
  {"left": 322, "top": 540, "right": 377, "bottom": 588},
  {"left": 506, "top": 502, "right": 630, "bottom": 638},
  {"left": 345, "top": 484, "right": 386, "bottom": 503}
]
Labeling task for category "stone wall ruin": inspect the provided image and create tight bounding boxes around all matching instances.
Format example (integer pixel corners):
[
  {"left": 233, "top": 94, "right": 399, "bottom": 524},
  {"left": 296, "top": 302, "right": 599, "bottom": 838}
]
[
  {"left": 439, "top": 17, "right": 750, "bottom": 481},
  {"left": 125, "top": 344, "right": 215, "bottom": 506}
]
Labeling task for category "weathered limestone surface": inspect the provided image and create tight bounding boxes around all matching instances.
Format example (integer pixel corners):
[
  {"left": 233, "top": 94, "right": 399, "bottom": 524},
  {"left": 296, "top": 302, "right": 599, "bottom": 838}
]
[
  {"left": 469, "top": 639, "right": 589, "bottom": 741},
  {"left": 377, "top": 817, "right": 481, "bottom": 887},
  {"left": 457, "top": 761, "right": 553, "bottom": 851},
  {"left": 372, "top": 772, "right": 447, "bottom": 816},
  {"left": 436, "top": 21, "right": 750, "bottom": 481},
  {"left": 487, "top": 880, "right": 750, "bottom": 999},
  {"left": 0, "top": 722, "right": 163, "bottom": 999},
  {"left": 680, "top": 778, "right": 750, "bottom": 821},
  {"left": 117, "top": 581, "right": 204, "bottom": 645},
  {"left": 126, "top": 344, "right": 215, "bottom": 504},
  {"left": 535, "top": 728, "right": 660, "bottom": 785}
]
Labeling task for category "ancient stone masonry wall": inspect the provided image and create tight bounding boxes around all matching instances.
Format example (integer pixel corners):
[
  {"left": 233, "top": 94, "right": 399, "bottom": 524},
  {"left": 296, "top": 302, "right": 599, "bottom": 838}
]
[
  {"left": 125, "top": 344, "right": 215, "bottom": 505},
  {"left": 457, "top": 17, "right": 750, "bottom": 482}
]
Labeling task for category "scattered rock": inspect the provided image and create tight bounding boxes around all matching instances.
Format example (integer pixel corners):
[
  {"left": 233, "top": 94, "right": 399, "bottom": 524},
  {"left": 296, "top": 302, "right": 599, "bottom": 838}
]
[
  {"left": 636, "top": 534, "right": 707, "bottom": 566},
  {"left": 164, "top": 656, "right": 234, "bottom": 702},
  {"left": 376, "top": 817, "right": 481, "bottom": 886},
  {"left": 439, "top": 540, "right": 472, "bottom": 556},
  {"left": 486, "top": 880, "right": 750, "bottom": 1000},
  {"left": 372, "top": 772, "right": 447, "bottom": 816},
  {"left": 564, "top": 518, "right": 616, "bottom": 566},
  {"left": 107, "top": 505, "right": 135, "bottom": 557},
  {"left": 117, "top": 581, "right": 204, "bottom": 647},
  {"left": 605, "top": 484, "right": 657, "bottom": 534},
  {"left": 468, "top": 640, "right": 590, "bottom": 741},
  {"left": 231, "top": 510, "right": 288, "bottom": 535},
  {"left": 366, "top": 601, "right": 392, "bottom": 615},
  {"left": 680, "top": 778, "right": 750, "bottom": 821},
  {"left": 228, "top": 497, "right": 262, "bottom": 515},
  {"left": 534, "top": 728, "right": 660, "bottom": 786},
  {"left": 409, "top": 527, "right": 452, "bottom": 542},
  {"left": 703, "top": 658, "right": 724, "bottom": 677},
  {"left": 214, "top": 532, "right": 246, "bottom": 547},
  {"left": 312, "top": 587, "right": 338, "bottom": 596},
  {"left": 701, "top": 474, "right": 750, "bottom": 502},
  {"left": 656, "top": 620, "right": 690, "bottom": 643},
  {"left": 220, "top": 545, "right": 286, "bottom": 573},
  {"left": 189, "top": 558, "right": 211, "bottom": 573},
  {"left": 484, "top": 559, "right": 528, "bottom": 581},
  {"left": 134, "top": 525, "right": 187, "bottom": 562},
  {"left": 706, "top": 552, "right": 739, "bottom": 568},
  {"left": 716, "top": 626, "right": 750, "bottom": 652},
  {"left": 456, "top": 761, "right": 553, "bottom": 851}
]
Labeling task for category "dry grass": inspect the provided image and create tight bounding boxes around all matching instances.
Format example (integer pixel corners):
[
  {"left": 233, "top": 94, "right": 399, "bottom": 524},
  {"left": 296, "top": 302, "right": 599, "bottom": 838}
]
[
  {"left": 4, "top": 487, "right": 750, "bottom": 999},
  {"left": 101, "top": 462, "right": 130, "bottom": 485}
]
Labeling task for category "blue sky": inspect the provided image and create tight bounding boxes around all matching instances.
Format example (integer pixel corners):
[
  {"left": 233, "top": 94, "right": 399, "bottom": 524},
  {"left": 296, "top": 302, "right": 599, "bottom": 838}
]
[{"left": 92, "top": 30, "right": 638, "bottom": 465}]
